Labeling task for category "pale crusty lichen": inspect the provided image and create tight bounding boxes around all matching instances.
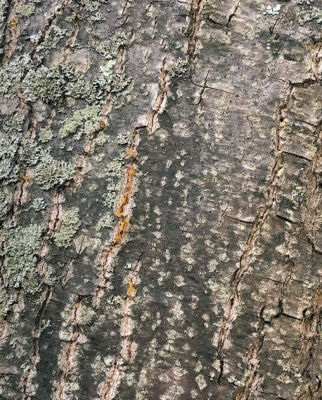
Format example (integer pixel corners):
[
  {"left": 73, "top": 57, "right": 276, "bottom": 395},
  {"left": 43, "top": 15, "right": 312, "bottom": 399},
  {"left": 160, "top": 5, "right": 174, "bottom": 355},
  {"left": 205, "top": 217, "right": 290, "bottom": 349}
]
[
  {"left": 36, "top": 159, "right": 76, "bottom": 190},
  {"left": 96, "top": 212, "right": 114, "bottom": 230},
  {"left": 31, "top": 197, "right": 47, "bottom": 211},
  {"left": 168, "top": 58, "right": 189, "bottom": 77},
  {"left": 0, "top": 57, "right": 91, "bottom": 102},
  {"left": 298, "top": 6, "right": 322, "bottom": 25},
  {"left": 93, "top": 32, "right": 127, "bottom": 60},
  {"left": 22, "top": 65, "right": 67, "bottom": 103},
  {"left": 16, "top": 3, "right": 36, "bottom": 18},
  {"left": 18, "top": 138, "right": 41, "bottom": 166},
  {"left": 59, "top": 105, "right": 101, "bottom": 138},
  {"left": 0, "top": 224, "right": 42, "bottom": 293},
  {"left": 80, "top": 0, "right": 101, "bottom": 12},
  {"left": 102, "top": 160, "right": 124, "bottom": 208},
  {"left": 38, "top": 128, "right": 53, "bottom": 143},
  {"left": 54, "top": 207, "right": 81, "bottom": 248},
  {"left": 0, "top": 112, "right": 25, "bottom": 183},
  {"left": 0, "top": 190, "right": 11, "bottom": 221}
]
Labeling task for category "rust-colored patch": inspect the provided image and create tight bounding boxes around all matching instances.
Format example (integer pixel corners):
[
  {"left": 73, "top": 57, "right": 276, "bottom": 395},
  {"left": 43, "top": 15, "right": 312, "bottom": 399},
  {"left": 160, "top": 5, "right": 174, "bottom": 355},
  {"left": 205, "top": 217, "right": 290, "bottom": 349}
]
[
  {"left": 127, "top": 280, "right": 135, "bottom": 297},
  {"left": 127, "top": 147, "right": 136, "bottom": 158},
  {"left": 114, "top": 217, "right": 130, "bottom": 244},
  {"left": 115, "top": 165, "right": 136, "bottom": 218},
  {"left": 10, "top": 17, "right": 18, "bottom": 29}
]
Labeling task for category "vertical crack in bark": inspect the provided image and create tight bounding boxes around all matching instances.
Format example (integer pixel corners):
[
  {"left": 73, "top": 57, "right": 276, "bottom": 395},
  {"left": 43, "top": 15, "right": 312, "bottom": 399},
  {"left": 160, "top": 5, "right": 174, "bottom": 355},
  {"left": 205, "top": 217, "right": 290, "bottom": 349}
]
[
  {"left": 302, "top": 121, "right": 322, "bottom": 245},
  {"left": 296, "top": 283, "right": 322, "bottom": 399},
  {"left": 48, "top": 192, "right": 64, "bottom": 233},
  {"left": 20, "top": 286, "right": 52, "bottom": 399},
  {"left": 195, "top": 70, "right": 209, "bottom": 106},
  {"left": 226, "top": 0, "right": 241, "bottom": 28},
  {"left": 96, "top": 60, "right": 169, "bottom": 399},
  {"left": 295, "top": 114, "right": 322, "bottom": 398},
  {"left": 186, "top": 0, "right": 204, "bottom": 74},
  {"left": 216, "top": 84, "right": 295, "bottom": 384},
  {"left": 54, "top": 294, "right": 90, "bottom": 400},
  {"left": 234, "top": 230, "right": 295, "bottom": 399},
  {"left": 93, "top": 127, "right": 142, "bottom": 308},
  {"left": 94, "top": 59, "right": 169, "bottom": 306},
  {"left": 13, "top": 102, "right": 37, "bottom": 211},
  {"left": 100, "top": 253, "right": 143, "bottom": 400},
  {"left": 1, "top": 0, "right": 23, "bottom": 65},
  {"left": 216, "top": 153, "right": 283, "bottom": 367},
  {"left": 62, "top": 18, "right": 80, "bottom": 64},
  {"left": 147, "top": 58, "right": 168, "bottom": 134}
]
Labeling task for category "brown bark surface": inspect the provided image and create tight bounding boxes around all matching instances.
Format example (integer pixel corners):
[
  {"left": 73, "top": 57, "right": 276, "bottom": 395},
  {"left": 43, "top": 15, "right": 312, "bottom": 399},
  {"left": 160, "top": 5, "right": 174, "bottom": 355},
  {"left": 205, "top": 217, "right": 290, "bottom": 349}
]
[{"left": 1, "top": 0, "right": 322, "bottom": 399}]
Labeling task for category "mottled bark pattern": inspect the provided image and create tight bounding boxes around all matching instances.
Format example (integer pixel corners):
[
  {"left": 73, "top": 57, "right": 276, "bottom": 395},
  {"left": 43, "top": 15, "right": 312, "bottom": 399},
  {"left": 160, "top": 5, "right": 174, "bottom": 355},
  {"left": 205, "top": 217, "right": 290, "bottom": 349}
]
[{"left": 1, "top": 0, "right": 322, "bottom": 399}]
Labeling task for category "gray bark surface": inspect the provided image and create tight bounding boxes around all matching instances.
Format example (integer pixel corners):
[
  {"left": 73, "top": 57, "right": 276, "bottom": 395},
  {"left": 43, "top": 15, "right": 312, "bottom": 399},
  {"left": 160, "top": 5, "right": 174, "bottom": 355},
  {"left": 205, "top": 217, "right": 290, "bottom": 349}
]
[{"left": 1, "top": 0, "right": 322, "bottom": 399}]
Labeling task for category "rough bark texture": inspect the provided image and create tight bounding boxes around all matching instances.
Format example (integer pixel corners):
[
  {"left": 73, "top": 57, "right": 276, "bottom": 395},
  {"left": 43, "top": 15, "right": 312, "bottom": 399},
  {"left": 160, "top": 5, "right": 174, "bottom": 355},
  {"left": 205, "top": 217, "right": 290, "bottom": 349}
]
[{"left": 1, "top": 0, "right": 322, "bottom": 399}]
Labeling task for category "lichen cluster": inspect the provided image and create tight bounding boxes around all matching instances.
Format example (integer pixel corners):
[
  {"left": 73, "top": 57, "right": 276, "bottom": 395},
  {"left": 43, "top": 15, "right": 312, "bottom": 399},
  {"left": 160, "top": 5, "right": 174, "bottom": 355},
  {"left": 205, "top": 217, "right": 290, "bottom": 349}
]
[
  {"left": 36, "top": 159, "right": 76, "bottom": 190},
  {"left": 0, "top": 224, "right": 42, "bottom": 293},
  {"left": 54, "top": 207, "right": 81, "bottom": 248},
  {"left": 59, "top": 105, "right": 101, "bottom": 138}
]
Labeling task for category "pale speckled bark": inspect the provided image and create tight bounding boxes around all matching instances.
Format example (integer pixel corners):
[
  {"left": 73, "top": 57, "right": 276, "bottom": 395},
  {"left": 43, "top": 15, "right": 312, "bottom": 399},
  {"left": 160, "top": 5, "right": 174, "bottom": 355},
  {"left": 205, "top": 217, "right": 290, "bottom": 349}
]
[{"left": 1, "top": 1, "right": 322, "bottom": 399}]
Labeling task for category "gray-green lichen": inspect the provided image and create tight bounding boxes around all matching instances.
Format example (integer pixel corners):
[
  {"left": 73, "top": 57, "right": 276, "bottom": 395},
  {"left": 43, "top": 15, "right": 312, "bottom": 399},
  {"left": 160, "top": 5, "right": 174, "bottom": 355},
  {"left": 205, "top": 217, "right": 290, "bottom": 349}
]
[
  {"left": 36, "top": 159, "right": 76, "bottom": 190},
  {"left": 18, "top": 138, "right": 41, "bottom": 166},
  {"left": 31, "top": 197, "right": 47, "bottom": 211},
  {"left": 116, "top": 132, "right": 131, "bottom": 145},
  {"left": 38, "top": 128, "right": 53, "bottom": 143},
  {"left": 59, "top": 105, "right": 101, "bottom": 138},
  {"left": 168, "top": 58, "right": 189, "bottom": 77},
  {"left": 0, "top": 224, "right": 42, "bottom": 293},
  {"left": 96, "top": 212, "right": 114, "bottom": 230},
  {"left": 16, "top": 3, "right": 36, "bottom": 18},
  {"left": 40, "top": 25, "right": 68, "bottom": 50},
  {"left": 0, "top": 0, "right": 8, "bottom": 54},
  {"left": 102, "top": 160, "right": 124, "bottom": 208},
  {"left": 0, "top": 191, "right": 11, "bottom": 221},
  {"left": 0, "top": 57, "right": 90, "bottom": 102},
  {"left": 22, "top": 65, "right": 69, "bottom": 103},
  {"left": 54, "top": 207, "right": 81, "bottom": 248},
  {"left": 0, "top": 113, "right": 25, "bottom": 183},
  {"left": 80, "top": 0, "right": 101, "bottom": 12},
  {"left": 298, "top": 7, "right": 322, "bottom": 25},
  {"left": 93, "top": 32, "right": 127, "bottom": 60}
]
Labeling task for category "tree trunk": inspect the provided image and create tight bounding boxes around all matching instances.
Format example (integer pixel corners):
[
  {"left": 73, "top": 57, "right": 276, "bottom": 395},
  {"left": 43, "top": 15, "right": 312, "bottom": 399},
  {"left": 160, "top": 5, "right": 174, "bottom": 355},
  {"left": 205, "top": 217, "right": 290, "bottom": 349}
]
[{"left": 1, "top": 0, "right": 322, "bottom": 399}]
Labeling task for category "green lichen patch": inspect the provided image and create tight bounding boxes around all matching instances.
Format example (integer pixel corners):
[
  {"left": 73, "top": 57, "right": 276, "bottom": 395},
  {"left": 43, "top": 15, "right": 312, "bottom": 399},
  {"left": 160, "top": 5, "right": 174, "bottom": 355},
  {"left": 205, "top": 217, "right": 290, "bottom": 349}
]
[
  {"left": 96, "top": 212, "right": 114, "bottom": 230},
  {"left": 54, "top": 207, "right": 81, "bottom": 248},
  {"left": 80, "top": 0, "right": 101, "bottom": 12},
  {"left": 0, "top": 55, "right": 30, "bottom": 98},
  {"left": 16, "top": 3, "right": 36, "bottom": 18},
  {"left": 22, "top": 65, "right": 67, "bottom": 103},
  {"left": 168, "top": 58, "right": 189, "bottom": 78},
  {"left": 31, "top": 197, "right": 47, "bottom": 211},
  {"left": 93, "top": 32, "right": 127, "bottom": 59},
  {"left": 0, "top": 113, "right": 25, "bottom": 183},
  {"left": 0, "top": 190, "right": 11, "bottom": 221},
  {"left": 100, "top": 59, "right": 116, "bottom": 79},
  {"left": 0, "top": 224, "right": 42, "bottom": 293},
  {"left": 298, "top": 7, "right": 322, "bottom": 25},
  {"left": 102, "top": 160, "right": 124, "bottom": 208},
  {"left": 41, "top": 25, "right": 68, "bottom": 50},
  {"left": 59, "top": 105, "right": 101, "bottom": 138},
  {"left": 18, "top": 138, "right": 41, "bottom": 166},
  {"left": 35, "top": 159, "right": 76, "bottom": 190},
  {"left": 0, "top": 57, "right": 91, "bottom": 103},
  {"left": 38, "top": 128, "right": 53, "bottom": 143}
]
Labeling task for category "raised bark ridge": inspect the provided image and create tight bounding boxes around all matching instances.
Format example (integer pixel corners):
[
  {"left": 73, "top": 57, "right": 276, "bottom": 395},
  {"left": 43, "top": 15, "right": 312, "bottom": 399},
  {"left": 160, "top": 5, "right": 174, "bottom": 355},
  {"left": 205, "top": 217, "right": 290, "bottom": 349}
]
[{"left": 1, "top": 1, "right": 322, "bottom": 399}]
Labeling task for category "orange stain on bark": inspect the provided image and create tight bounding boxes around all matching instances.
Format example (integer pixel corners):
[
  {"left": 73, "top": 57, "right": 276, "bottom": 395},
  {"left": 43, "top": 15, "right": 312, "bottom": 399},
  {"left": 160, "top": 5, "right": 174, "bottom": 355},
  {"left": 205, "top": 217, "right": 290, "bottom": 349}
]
[{"left": 115, "top": 164, "right": 136, "bottom": 218}]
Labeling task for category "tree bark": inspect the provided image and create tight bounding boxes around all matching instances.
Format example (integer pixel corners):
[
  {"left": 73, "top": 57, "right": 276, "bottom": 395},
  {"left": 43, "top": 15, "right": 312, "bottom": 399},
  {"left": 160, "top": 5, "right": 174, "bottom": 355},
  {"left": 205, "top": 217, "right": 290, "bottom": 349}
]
[{"left": 1, "top": 0, "right": 322, "bottom": 399}]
